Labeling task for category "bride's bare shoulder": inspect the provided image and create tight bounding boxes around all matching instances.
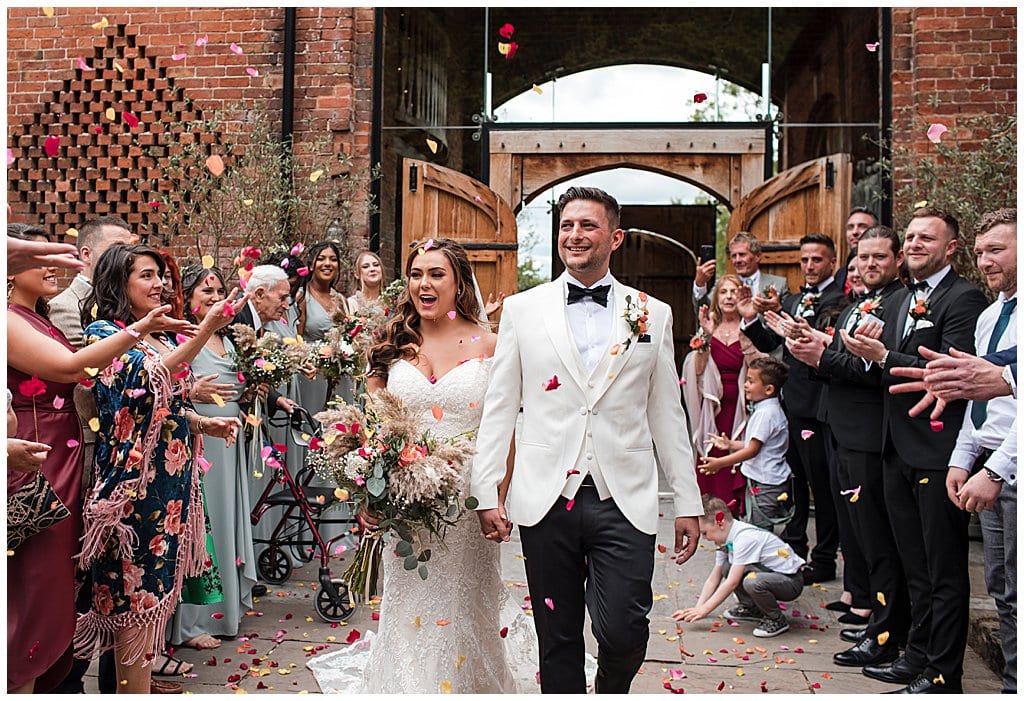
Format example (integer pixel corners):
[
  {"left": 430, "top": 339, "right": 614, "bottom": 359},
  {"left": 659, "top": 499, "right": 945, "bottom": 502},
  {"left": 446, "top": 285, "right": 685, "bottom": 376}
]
[{"left": 478, "top": 331, "right": 499, "bottom": 356}]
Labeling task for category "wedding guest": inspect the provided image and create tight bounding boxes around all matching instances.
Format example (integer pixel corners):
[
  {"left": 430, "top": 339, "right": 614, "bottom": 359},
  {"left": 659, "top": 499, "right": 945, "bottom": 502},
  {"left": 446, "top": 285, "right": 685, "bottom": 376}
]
[
  {"left": 678, "top": 495, "right": 805, "bottom": 638},
  {"left": 699, "top": 356, "right": 794, "bottom": 531},
  {"left": 680, "top": 274, "right": 765, "bottom": 513},
  {"left": 836, "top": 208, "right": 879, "bottom": 293},
  {"left": 297, "top": 241, "right": 352, "bottom": 409},
  {"left": 347, "top": 249, "right": 386, "bottom": 314},
  {"left": 945, "top": 209, "right": 1016, "bottom": 694},
  {"left": 169, "top": 264, "right": 257, "bottom": 649},
  {"left": 740, "top": 233, "right": 845, "bottom": 584},
  {"left": 74, "top": 245, "right": 242, "bottom": 693},
  {"left": 788, "top": 226, "right": 910, "bottom": 667},
  {"left": 842, "top": 206, "right": 988, "bottom": 693},
  {"left": 845, "top": 255, "right": 867, "bottom": 296},
  {"left": 693, "top": 232, "right": 789, "bottom": 315},
  {"left": 7, "top": 227, "right": 188, "bottom": 694}
]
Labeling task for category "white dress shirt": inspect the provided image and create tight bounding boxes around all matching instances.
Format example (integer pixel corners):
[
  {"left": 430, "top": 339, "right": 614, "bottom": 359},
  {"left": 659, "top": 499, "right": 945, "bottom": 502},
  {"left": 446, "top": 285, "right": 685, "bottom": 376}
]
[
  {"left": 949, "top": 291, "right": 1017, "bottom": 484},
  {"left": 739, "top": 396, "right": 792, "bottom": 485},
  {"left": 247, "top": 300, "right": 264, "bottom": 331},
  {"left": 902, "top": 265, "right": 952, "bottom": 338},
  {"left": 563, "top": 271, "right": 615, "bottom": 375}
]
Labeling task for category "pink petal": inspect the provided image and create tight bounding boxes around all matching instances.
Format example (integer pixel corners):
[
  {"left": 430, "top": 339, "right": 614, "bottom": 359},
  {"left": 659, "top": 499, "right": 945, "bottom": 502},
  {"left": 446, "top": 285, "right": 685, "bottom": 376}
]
[
  {"left": 6, "top": 148, "right": 13, "bottom": 166},
  {"left": 171, "top": 52, "right": 187, "bottom": 61},
  {"left": 237, "top": 372, "right": 246, "bottom": 383},
  {"left": 197, "top": 455, "right": 212, "bottom": 473},
  {"left": 544, "top": 597, "right": 554, "bottom": 610},
  {"left": 246, "top": 67, "right": 259, "bottom": 77},
  {"left": 52, "top": 396, "right": 65, "bottom": 409},
  {"left": 280, "top": 257, "right": 289, "bottom": 269},
  {"left": 926, "top": 124, "right": 948, "bottom": 144},
  {"left": 196, "top": 34, "right": 209, "bottom": 47},
  {"left": 230, "top": 42, "right": 244, "bottom": 55},
  {"left": 128, "top": 388, "right": 147, "bottom": 398},
  {"left": 297, "top": 266, "right": 310, "bottom": 277},
  {"left": 66, "top": 439, "right": 80, "bottom": 448},
  {"left": 670, "top": 669, "right": 685, "bottom": 681},
  {"left": 565, "top": 499, "right": 575, "bottom": 511},
  {"left": 447, "top": 310, "right": 457, "bottom": 320},
  {"left": 77, "top": 56, "right": 91, "bottom": 71},
  {"left": 290, "top": 242, "right": 305, "bottom": 256},
  {"left": 261, "top": 445, "right": 273, "bottom": 460},
  {"left": 800, "top": 429, "right": 815, "bottom": 440},
  {"left": 930, "top": 419, "right": 944, "bottom": 432},
  {"left": 865, "top": 42, "right": 880, "bottom": 52},
  {"left": 44, "top": 135, "right": 60, "bottom": 157}
]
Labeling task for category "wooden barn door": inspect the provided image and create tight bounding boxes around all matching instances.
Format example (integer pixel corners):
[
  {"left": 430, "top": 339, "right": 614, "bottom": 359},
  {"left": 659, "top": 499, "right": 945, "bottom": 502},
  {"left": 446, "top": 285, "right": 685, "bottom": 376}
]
[
  {"left": 400, "top": 159, "right": 518, "bottom": 322},
  {"left": 727, "top": 153, "right": 852, "bottom": 292}
]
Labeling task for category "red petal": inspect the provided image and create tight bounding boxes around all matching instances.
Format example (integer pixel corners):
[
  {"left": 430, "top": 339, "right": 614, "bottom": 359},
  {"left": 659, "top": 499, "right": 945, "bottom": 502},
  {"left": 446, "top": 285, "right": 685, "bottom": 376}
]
[
  {"left": 504, "top": 41, "right": 519, "bottom": 60},
  {"left": 929, "top": 420, "right": 944, "bottom": 432},
  {"left": 693, "top": 92, "right": 708, "bottom": 104},
  {"left": 346, "top": 629, "right": 361, "bottom": 644},
  {"left": 44, "top": 135, "right": 60, "bottom": 157},
  {"left": 498, "top": 22, "right": 515, "bottom": 39},
  {"left": 499, "top": 626, "right": 509, "bottom": 638}
]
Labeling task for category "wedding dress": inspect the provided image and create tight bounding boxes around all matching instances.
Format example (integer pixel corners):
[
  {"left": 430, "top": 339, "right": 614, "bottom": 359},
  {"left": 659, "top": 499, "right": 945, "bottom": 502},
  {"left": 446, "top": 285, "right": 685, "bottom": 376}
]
[{"left": 307, "top": 357, "right": 539, "bottom": 693}]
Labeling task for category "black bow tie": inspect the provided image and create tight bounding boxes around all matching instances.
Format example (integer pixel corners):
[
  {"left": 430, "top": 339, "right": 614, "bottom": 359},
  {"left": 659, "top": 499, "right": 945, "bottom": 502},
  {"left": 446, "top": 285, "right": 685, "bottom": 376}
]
[
  {"left": 567, "top": 283, "right": 611, "bottom": 307},
  {"left": 800, "top": 285, "right": 818, "bottom": 295},
  {"left": 909, "top": 280, "right": 929, "bottom": 292},
  {"left": 856, "top": 292, "right": 873, "bottom": 303}
]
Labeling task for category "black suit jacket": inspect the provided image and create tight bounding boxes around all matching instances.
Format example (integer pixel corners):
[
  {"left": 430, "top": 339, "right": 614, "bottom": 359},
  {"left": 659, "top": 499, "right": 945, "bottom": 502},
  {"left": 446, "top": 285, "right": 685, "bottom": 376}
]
[
  {"left": 880, "top": 269, "right": 989, "bottom": 468},
  {"left": 744, "top": 279, "right": 846, "bottom": 419},
  {"left": 225, "top": 305, "right": 286, "bottom": 417},
  {"left": 816, "top": 279, "right": 905, "bottom": 452},
  {"left": 984, "top": 346, "right": 1017, "bottom": 382}
]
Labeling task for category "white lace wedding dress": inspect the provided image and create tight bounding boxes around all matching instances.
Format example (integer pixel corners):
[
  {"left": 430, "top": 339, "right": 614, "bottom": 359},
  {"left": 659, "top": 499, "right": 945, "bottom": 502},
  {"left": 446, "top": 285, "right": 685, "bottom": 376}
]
[{"left": 307, "top": 357, "right": 539, "bottom": 693}]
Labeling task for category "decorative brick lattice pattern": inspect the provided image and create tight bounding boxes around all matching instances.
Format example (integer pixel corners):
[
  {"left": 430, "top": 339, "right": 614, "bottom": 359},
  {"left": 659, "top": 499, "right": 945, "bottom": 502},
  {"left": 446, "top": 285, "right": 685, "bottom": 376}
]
[{"left": 9, "top": 24, "right": 202, "bottom": 240}]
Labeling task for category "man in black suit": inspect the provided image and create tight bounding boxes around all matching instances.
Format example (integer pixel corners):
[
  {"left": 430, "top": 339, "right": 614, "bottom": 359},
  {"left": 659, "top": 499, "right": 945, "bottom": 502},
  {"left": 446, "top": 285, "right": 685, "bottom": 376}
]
[
  {"left": 788, "top": 226, "right": 910, "bottom": 668},
  {"left": 740, "top": 233, "right": 845, "bottom": 583},
  {"left": 843, "top": 206, "right": 988, "bottom": 694}
]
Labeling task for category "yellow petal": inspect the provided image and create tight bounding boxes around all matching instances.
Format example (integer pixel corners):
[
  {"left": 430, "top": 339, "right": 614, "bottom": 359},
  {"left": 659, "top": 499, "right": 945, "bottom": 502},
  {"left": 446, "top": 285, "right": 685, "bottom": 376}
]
[
  {"left": 88, "top": 417, "right": 100, "bottom": 432},
  {"left": 104, "top": 107, "right": 115, "bottom": 121},
  {"left": 455, "top": 655, "right": 466, "bottom": 669},
  {"left": 92, "top": 16, "right": 109, "bottom": 30},
  {"left": 919, "top": 477, "right": 929, "bottom": 484},
  {"left": 65, "top": 228, "right": 79, "bottom": 238},
  {"left": 439, "top": 680, "right": 452, "bottom": 694},
  {"left": 113, "top": 60, "right": 124, "bottom": 73},
  {"left": 83, "top": 367, "right": 99, "bottom": 377},
  {"left": 210, "top": 393, "right": 225, "bottom": 408},
  {"left": 414, "top": 615, "right": 421, "bottom": 628},
  {"left": 915, "top": 200, "right": 929, "bottom": 209},
  {"left": 243, "top": 199, "right": 254, "bottom": 207},
  {"left": 933, "top": 673, "right": 945, "bottom": 685},
  {"left": 309, "top": 169, "right": 324, "bottom": 182},
  {"left": 776, "top": 492, "right": 789, "bottom": 502},
  {"left": 201, "top": 254, "right": 215, "bottom": 269},
  {"left": 42, "top": 7, "right": 54, "bottom": 17},
  {"left": 334, "top": 488, "right": 349, "bottom": 501},
  {"left": 877, "top": 592, "right": 887, "bottom": 607},
  {"left": 746, "top": 572, "right": 757, "bottom": 580},
  {"left": 877, "top": 631, "right": 890, "bottom": 645},
  {"left": 425, "top": 138, "right": 438, "bottom": 154},
  {"left": 497, "top": 42, "right": 510, "bottom": 56},
  {"left": 849, "top": 493, "right": 860, "bottom": 503},
  {"left": 736, "top": 668, "right": 745, "bottom": 677},
  {"left": 532, "top": 84, "right": 543, "bottom": 95},
  {"left": 777, "top": 548, "right": 790, "bottom": 558},
  {"left": 262, "top": 362, "right": 276, "bottom": 372},
  {"left": 90, "top": 304, "right": 98, "bottom": 319}
]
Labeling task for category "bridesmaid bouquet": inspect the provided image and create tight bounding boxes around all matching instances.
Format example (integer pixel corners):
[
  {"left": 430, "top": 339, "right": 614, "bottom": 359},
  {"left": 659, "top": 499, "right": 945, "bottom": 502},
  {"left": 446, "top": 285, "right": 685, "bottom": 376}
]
[
  {"left": 311, "top": 390, "right": 478, "bottom": 597},
  {"left": 229, "top": 324, "right": 309, "bottom": 388}
]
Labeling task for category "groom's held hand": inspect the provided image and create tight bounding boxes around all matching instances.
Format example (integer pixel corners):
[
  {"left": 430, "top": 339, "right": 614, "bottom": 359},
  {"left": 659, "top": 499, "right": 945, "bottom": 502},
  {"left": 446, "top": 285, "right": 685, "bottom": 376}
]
[
  {"left": 673, "top": 516, "right": 700, "bottom": 564},
  {"left": 477, "top": 507, "right": 511, "bottom": 542}
]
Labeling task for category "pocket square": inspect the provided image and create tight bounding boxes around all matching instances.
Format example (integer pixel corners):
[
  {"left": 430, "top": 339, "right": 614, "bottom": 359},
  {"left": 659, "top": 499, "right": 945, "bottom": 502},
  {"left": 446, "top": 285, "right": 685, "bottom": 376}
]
[
  {"left": 638, "top": 334, "right": 652, "bottom": 343},
  {"left": 914, "top": 320, "right": 934, "bottom": 331}
]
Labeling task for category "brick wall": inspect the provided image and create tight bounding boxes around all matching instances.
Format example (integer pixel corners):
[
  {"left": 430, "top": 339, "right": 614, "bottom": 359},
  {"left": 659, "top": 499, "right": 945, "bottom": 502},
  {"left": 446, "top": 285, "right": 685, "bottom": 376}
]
[
  {"left": 7, "top": 7, "right": 375, "bottom": 266},
  {"left": 890, "top": 7, "right": 1016, "bottom": 185}
]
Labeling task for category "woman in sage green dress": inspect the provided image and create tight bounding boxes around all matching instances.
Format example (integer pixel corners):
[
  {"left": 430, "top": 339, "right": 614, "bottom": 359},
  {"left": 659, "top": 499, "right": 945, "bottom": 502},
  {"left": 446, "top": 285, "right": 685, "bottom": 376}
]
[{"left": 169, "top": 265, "right": 257, "bottom": 646}]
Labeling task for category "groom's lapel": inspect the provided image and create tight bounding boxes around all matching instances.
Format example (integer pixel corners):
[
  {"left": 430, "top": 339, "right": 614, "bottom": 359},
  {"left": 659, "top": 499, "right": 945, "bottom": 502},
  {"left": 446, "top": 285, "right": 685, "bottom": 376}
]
[
  {"left": 590, "top": 280, "right": 641, "bottom": 404},
  {"left": 541, "top": 281, "right": 587, "bottom": 391}
]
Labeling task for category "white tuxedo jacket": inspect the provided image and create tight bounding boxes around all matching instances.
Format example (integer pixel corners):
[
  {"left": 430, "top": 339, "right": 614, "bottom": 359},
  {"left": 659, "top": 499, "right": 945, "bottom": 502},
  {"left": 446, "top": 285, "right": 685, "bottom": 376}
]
[{"left": 471, "top": 277, "right": 702, "bottom": 535}]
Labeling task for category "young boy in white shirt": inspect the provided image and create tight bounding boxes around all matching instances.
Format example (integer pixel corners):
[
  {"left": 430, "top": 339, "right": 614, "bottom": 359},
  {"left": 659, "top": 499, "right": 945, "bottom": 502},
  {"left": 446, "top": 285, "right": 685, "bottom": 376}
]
[
  {"left": 677, "top": 495, "right": 806, "bottom": 638},
  {"left": 699, "top": 356, "right": 794, "bottom": 531}
]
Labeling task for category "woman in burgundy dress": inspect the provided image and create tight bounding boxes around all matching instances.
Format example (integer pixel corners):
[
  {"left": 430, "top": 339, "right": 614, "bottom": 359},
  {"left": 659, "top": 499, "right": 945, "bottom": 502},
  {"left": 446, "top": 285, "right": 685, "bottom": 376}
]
[
  {"left": 681, "top": 274, "right": 765, "bottom": 516},
  {"left": 6, "top": 225, "right": 190, "bottom": 693}
]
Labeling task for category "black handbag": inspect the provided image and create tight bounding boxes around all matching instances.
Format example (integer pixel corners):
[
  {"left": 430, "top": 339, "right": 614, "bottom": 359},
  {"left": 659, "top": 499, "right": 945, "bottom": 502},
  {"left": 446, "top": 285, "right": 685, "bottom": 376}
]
[{"left": 7, "top": 471, "right": 71, "bottom": 551}]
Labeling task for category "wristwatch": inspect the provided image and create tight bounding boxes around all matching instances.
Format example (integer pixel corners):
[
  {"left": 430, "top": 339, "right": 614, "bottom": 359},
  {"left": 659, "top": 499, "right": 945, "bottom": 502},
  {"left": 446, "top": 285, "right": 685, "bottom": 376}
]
[
  {"left": 878, "top": 350, "right": 890, "bottom": 368},
  {"left": 984, "top": 468, "right": 1004, "bottom": 483}
]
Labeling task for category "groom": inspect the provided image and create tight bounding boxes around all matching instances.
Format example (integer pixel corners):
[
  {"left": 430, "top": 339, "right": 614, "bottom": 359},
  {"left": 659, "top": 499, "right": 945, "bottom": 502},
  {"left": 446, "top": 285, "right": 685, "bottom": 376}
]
[{"left": 472, "top": 186, "right": 702, "bottom": 693}]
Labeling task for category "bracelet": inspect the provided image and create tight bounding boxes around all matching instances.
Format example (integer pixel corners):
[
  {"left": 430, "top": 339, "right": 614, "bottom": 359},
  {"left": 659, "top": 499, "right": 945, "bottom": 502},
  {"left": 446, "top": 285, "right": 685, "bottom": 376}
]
[
  {"left": 197, "top": 416, "right": 206, "bottom": 435},
  {"left": 984, "top": 468, "right": 1004, "bottom": 483}
]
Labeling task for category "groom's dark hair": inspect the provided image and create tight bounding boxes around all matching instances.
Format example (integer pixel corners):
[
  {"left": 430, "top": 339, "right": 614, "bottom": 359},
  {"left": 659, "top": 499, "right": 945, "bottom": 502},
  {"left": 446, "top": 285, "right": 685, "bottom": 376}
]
[{"left": 557, "top": 187, "right": 621, "bottom": 231}]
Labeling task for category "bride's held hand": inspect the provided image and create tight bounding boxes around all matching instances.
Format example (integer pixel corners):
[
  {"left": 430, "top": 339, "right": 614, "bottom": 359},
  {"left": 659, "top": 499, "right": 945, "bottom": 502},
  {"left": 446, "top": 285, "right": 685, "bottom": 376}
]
[
  {"left": 357, "top": 505, "right": 381, "bottom": 532},
  {"left": 477, "top": 507, "right": 511, "bottom": 543}
]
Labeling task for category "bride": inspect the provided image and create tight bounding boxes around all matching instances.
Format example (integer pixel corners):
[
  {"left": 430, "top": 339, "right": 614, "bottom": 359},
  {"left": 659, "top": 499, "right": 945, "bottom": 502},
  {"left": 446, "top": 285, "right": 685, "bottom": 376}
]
[{"left": 309, "top": 238, "right": 535, "bottom": 693}]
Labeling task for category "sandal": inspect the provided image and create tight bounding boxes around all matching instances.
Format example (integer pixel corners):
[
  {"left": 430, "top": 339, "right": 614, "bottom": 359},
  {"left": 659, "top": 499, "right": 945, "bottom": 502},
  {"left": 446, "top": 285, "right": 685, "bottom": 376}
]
[{"left": 153, "top": 652, "right": 193, "bottom": 677}]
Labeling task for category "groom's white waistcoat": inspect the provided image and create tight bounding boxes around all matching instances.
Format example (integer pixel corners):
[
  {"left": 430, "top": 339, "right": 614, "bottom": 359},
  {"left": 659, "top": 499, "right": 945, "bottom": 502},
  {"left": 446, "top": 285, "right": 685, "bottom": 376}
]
[{"left": 471, "top": 277, "right": 702, "bottom": 535}]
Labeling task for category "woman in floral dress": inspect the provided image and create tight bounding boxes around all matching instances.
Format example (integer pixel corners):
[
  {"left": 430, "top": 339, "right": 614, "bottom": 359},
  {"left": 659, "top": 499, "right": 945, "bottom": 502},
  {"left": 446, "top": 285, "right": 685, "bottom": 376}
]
[{"left": 74, "top": 245, "right": 243, "bottom": 693}]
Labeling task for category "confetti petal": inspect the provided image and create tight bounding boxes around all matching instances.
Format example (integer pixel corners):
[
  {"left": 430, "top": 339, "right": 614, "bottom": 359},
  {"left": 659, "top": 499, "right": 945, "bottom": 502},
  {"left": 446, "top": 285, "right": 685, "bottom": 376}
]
[
  {"left": 532, "top": 84, "right": 543, "bottom": 95},
  {"left": 919, "top": 477, "right": 930, "bottom": 484},
  {"left": 42, "top": 7, "right": 54, "bottom": 17},
  {"left": 308, "top": 168, "right": 324, "bottom": 183},
  {"left": 77, "top": 57, "right": 91, "bottom": 71},
  {"left": 104, "top": 107, "right": 116, "bottom": 121},
  {"left": 866, "top": 42, "right": 880, "bottom": 52},
  {"left": 345, "top": 629, "right": 361, "bottom": 643},
  {"left": 66, "top": 439, "right": 79, "bottom": 448},
  {"left": 777, "top": 548, "right": 790, "bottom": 558},
  {"left": 499, "top": 626, "right": 509, "bottom": 638},
  {"left": 206, "top": 154, "right": 225, "bottom": 176},
  {"left": 91, "top": 16, "right": 109, "bottom": 30},
  {"left": 877, "top": 592, "right": 887, "bottom": 606},
  {"left": 230, "top": 42, "right": 244, "bottom": 55},
  {"left": 929, "top": 420, "right": 944, "bottom": 432},
  {"left": 439, "top": 680, "right": 452, "bottom": 694},
  {"left": 800, "top": 429, "right": 815, "bottom": 440},
  {"left": 777, "top": 492, "right": 789, "bottom": 502},
  {"left": 211, "top": 612, "right": 225, "bottom": 619},
  {"left": 196, "top": 34, "right": 209, "bottom": 47},
  {"left": 926, "top": 124, "right": 948, "bottom": 144},
  {"left": 915, "top": 200, "right": 929, "bottom": 209},
  {"left": 657, "top": 544, "right": 667, "bottom": 553},
  {"left": 544, "top": 597, "right": 554, "bottom": 610},
  {"left": 246, "top": 67, "right": 259, "bottom": 77},
  {"left": 431, "top": 405, "right": 444, "bottom": 421},
  {"left": 297, "top": 266, "right": 310, "bottom": 277},
  {"left": 44, "top": 135, "right": 60, "bottom": 157},
  {"left": 543, "top": 375, "right": 560, "bottom": 391},
  {"left": 498, "top": 22, "right": 515, "bottom": 39},
  {"left": 693, "top": 92, "right": 708, "bottom": 104},
  {"left": 877, "top": 631, "right": 890, "bottom": 645},
  {"left": 172, "top": 51, "right": 187, "bottom": 61},
  {"left": 565, "top": 499, "right": 575, "bottom": 511}
]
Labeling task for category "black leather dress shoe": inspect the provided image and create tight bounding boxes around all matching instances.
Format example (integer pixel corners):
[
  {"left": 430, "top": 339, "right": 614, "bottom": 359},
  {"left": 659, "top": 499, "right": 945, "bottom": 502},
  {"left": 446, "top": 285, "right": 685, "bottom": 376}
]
[
  {"left": 840, "top": 628, "right": 868, "bottom": 643},
  {"left": 885, "top": 674, "right": 962, "bottom": 694},
  {"left": 834, "top": 637, "right": 899, "bottom": 667},
  {"left": 863, "top": 656, "right": 924, "bottom": 685},
  {"left": 801, "top": 564, "right": 837, "bottom": 585},
  {"left": 252, "top": 584, "right": 268, "bottom": 597}
]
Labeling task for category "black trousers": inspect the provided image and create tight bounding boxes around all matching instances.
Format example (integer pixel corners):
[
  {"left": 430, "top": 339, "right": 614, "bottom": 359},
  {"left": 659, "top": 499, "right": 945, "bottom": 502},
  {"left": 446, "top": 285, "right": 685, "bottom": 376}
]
[
  {"left": 781, "top": 415, "right": 838, "bottom": 570},
  {"left": 824, "top": 429, "right": 871, "bottom": 608},
  {"left": 519, "top": 486, "right": 655, "bottom": 694},
  {"left": 836, "top": 444, "right": 910, "bottom": 643},
  {"left": 882, "top": 444, "right": 970, "bottom": 681}
]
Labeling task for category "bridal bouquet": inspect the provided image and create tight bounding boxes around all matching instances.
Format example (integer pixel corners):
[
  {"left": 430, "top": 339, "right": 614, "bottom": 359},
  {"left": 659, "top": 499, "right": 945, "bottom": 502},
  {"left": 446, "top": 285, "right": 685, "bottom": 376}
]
[
  {"left": 311, "top": 390, "right": 478, "bottom": 597},
  {"left": 308, "top": 328, "right": 361, "bottom": 404}
]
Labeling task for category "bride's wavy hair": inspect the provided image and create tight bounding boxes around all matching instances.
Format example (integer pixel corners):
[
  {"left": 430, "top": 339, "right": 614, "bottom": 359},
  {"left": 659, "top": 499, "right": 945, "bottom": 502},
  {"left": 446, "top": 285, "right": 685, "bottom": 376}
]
[{"left": 368, "top": 238, "right": 483, "bottom": 380}]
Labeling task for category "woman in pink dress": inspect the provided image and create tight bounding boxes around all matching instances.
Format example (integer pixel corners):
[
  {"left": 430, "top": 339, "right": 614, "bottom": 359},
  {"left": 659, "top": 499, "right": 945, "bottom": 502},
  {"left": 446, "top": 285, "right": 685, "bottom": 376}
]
[
  {"left": 681, "top": 274, "right": 765, "bottom": 516},
  {"left": 6, "top": 225, "right": 189, "bottom": 693}
]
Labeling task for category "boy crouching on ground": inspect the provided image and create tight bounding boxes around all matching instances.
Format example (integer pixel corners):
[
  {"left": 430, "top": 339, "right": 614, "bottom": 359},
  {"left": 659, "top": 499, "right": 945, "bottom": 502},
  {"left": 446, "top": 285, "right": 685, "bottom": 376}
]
[{"left": 677, "top": 495, "right": 805, "bottom": 638}]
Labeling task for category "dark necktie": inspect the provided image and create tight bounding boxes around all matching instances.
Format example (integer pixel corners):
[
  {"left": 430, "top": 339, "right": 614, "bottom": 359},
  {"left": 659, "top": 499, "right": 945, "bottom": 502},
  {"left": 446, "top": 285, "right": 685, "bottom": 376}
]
[
  {"left": 567, "top": 283, "right": 610, "bottom": 307},
  {"left": 971, "top": 297, "right": 1017, "bottom": 428}
]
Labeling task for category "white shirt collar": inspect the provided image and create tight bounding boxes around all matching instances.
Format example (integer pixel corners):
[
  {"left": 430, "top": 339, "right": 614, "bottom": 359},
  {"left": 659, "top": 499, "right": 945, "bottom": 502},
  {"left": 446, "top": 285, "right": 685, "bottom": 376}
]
[
  {"left": 815, "top": 276, "right": 836, "bottom": 292},
  {"left": 76, "top": 273, "right": 92, "bottom": 287},
  {"left": 912, "top": 264, "right": 952, "bottom": 291},
  {"left": 247, "top": 300, "right": 263, "bottom": 330},
  {"left": 999, "top": 291, "right": 1018, "bottom": 304}
]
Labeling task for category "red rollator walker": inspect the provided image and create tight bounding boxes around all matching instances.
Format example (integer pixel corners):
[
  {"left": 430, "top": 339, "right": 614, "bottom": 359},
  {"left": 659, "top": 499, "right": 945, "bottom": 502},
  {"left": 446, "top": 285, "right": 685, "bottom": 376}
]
[{"left": 250, "top": 405, "right": 358, "bottom": 622}]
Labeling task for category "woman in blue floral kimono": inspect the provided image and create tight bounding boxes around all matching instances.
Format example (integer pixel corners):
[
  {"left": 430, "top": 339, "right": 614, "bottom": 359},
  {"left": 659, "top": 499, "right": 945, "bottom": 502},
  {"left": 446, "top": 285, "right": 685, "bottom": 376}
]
[{"left": 74, "top": 245, "right": 245, "bottom": 693}]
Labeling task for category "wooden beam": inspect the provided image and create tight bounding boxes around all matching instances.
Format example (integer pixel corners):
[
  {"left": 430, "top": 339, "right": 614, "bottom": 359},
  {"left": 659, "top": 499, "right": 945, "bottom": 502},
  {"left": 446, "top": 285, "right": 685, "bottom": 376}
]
[{"left": 489, "top": 128, "right": 765, "bottom": 156}]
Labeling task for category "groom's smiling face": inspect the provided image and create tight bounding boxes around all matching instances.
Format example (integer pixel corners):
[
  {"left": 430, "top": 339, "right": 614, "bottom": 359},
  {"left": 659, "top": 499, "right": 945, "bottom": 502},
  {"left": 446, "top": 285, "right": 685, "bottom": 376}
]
[{"left": 557, "top": 199, "right": 624, "bottom": 287}]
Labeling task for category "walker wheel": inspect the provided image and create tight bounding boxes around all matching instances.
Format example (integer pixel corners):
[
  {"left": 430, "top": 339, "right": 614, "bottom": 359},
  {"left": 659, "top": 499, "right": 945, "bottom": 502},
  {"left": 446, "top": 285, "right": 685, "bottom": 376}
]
[
  {"left": 257, "top": 547, "right": 293, "bottom": 585},
  {"left": 316, "top": 578, "right": 357, "bottom": 623}
]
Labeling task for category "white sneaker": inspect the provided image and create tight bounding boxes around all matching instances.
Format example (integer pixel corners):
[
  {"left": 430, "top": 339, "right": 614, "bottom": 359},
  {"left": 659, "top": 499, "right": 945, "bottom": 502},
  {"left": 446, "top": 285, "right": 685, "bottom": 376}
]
[{"left": 753, "top": 616, "right": 790, "bottom": 638}]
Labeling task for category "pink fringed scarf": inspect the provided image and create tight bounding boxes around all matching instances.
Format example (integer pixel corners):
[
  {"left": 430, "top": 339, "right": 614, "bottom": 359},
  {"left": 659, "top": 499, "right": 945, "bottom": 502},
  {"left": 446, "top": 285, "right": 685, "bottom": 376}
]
[{"left": 73, "top": 352, "right": 209, "bottom": 666}]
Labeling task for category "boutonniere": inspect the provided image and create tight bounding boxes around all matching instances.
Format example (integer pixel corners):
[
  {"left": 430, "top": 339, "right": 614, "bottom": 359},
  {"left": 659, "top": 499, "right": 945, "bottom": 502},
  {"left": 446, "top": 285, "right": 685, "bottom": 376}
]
[
  {"left": 760, "top": 285, "right": 777, "bottom": 299},
  {"left": 856, "top": 294, "right": 883, "bottom": 318},
  {"left": 908, "top": 295, "right": 931, "bottom": 322},
  {"left": 621, "top": 292, "right": 649, "bottom": 350},
  {"left": 689, "top": 330, "right": 710, "bottom": 353},
  {"left": 798, "top": 292, "right": 820, "bottom": 318}
]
